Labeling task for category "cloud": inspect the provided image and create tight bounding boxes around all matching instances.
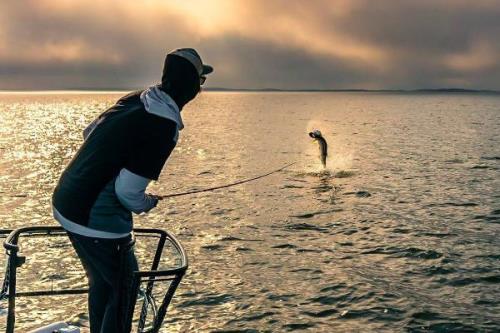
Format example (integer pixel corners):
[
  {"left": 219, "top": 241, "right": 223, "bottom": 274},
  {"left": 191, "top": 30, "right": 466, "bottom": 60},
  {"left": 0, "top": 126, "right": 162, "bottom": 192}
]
[
  {"left": 0, "top": 0, "right": 499, "bottom": 89},
  {"left": 197, "top": 35, "right": 381, "bottom": 89}
]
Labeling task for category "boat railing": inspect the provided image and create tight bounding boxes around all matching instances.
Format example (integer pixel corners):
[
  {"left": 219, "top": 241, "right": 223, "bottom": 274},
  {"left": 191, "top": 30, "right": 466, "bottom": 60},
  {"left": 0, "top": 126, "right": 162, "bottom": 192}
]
[{"left": 0, "top": 226, "right": 188, "bottom": 333}]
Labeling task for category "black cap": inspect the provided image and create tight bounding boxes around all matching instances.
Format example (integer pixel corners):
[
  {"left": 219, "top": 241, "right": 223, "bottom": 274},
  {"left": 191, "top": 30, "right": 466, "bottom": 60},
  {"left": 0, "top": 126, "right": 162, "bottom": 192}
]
[{"left": 168, "top": 48, "right": 213, "bottom": 76}]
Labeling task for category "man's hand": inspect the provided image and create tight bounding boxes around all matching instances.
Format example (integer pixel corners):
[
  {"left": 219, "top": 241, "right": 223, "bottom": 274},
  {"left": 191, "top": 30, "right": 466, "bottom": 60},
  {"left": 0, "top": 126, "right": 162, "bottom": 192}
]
[{"left": 146, "top": 193, "right": 164, "bottom": 201}]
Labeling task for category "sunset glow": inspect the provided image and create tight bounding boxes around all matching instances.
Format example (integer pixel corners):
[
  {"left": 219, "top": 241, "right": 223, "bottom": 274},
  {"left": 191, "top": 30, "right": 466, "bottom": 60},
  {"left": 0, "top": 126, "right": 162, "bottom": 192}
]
[{"left": 0, "top": 0, "right": 499, "bottom": 90}]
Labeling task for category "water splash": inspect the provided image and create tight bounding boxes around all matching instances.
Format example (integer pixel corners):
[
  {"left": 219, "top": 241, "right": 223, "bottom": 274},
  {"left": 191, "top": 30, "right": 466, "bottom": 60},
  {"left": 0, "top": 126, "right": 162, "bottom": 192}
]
[
  {"left": 304, "top": 119, "right": 355, "bottom": 176},
  {"left": 302, "top": 145, "right": 355, "bottom": 177}
]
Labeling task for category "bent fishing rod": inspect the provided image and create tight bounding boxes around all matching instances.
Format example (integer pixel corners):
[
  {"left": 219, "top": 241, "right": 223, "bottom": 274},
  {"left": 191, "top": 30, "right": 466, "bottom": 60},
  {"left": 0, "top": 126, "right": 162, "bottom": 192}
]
[{"left": 157, "top": 162, "right": 296, "bottom": 199}]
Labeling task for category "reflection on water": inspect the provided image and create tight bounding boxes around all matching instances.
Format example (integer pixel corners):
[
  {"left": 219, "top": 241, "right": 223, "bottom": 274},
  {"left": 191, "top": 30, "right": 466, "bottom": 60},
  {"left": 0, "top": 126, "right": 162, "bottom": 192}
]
[{"left": 0, "top": 92, "right": 499, "bottom": 332}]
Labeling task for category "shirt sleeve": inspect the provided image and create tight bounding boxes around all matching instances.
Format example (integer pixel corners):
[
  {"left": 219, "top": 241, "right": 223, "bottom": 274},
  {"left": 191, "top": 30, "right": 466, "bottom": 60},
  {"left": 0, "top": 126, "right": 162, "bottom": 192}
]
[
  {"left": 125, "top": 119, "right": 178, "bottom": 180},
  {"left": 115, "top": 168, "right": 158, "bottom": 214}
]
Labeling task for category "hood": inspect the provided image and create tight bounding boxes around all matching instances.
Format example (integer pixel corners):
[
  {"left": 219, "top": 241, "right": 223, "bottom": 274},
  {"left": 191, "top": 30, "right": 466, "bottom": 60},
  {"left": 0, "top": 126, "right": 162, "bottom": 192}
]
[{"left": 140, "top": 85, "right": 184, "bottom": 131}]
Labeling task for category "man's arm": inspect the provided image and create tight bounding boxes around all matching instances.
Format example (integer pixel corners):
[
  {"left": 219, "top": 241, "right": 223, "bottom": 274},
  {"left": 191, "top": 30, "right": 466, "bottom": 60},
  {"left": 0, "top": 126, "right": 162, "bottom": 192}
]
[
  {"left": 114, "top": 168, "right": 159, "bottom": 214},
  {"left": 119, "top": 116, "right": 178, "bottom": 213}
]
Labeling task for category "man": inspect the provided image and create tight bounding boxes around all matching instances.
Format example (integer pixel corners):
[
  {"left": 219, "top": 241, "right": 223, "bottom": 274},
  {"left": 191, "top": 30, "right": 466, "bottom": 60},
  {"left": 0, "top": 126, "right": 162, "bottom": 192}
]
[{"left": 52, "top": 48, "right": 212, "bottom": 332}]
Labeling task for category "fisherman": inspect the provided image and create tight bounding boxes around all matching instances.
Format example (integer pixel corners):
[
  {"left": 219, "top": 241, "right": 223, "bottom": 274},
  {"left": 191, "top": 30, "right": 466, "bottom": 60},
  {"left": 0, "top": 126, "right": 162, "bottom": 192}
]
[
  {"left": 52, "top": 48, "right": 212, "bottom": 333},
  {"left": 309, "top": 129, "right": 328, "bottom": 168}
]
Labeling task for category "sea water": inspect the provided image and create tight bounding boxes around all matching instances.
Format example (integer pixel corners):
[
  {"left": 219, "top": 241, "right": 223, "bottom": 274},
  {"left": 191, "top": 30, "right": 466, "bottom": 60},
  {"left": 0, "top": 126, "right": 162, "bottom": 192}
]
[{"left": 0, "top": 91, "right": 499, "bottom": 332}]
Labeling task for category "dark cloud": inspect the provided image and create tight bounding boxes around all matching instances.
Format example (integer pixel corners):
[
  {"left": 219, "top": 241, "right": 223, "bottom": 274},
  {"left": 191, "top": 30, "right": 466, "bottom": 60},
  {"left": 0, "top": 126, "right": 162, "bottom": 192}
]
[
  {"left": 317, "top": 1, "right": 500, "bottom": 52},
  {"left": 0, "top": 0, "right": 195, "bottom": 89},
  {"left": 197, "top": 36, "right": 380, "bottom": 89},
  {"left": 0, "top": 0, "right": 499, "bottom": 90}
]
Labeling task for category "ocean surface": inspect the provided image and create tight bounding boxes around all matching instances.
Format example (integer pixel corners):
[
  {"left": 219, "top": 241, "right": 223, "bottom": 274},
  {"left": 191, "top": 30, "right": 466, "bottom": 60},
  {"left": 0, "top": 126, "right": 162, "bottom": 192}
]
[{"left": 0, "top": 91, "right": 499, "bottom": 332}]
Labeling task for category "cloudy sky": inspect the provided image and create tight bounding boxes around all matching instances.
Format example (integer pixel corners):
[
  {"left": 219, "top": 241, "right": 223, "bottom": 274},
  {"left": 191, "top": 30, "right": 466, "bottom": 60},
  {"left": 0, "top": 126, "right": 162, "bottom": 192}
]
[{"left": 1, "top": 0, "right": 499, "bottom": 90}]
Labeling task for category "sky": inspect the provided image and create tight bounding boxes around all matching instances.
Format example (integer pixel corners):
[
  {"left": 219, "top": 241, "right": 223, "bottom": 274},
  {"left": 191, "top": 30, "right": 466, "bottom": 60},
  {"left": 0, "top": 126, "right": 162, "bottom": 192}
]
[{"left": 1, "top": 0, "right": 499, "bottom": 90}]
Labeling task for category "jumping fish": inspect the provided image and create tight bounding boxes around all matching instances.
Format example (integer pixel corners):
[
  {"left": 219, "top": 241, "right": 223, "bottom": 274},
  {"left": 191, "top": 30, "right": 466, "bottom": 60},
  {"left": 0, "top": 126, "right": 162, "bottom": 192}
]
[{"left": 309, "top": 130, "right": 328, "bottom": 168}]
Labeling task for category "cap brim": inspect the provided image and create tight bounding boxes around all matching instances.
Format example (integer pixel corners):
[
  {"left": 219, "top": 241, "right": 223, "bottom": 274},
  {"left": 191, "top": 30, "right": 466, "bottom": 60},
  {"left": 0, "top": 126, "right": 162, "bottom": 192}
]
[{"left": 202, "top": 65, "right": 213, "bottom": 75}]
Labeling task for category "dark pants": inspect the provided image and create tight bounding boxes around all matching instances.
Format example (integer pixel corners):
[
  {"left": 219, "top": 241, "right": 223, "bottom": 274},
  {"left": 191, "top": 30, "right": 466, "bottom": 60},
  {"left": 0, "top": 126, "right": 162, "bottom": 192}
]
[{"left": 68, "top": 232, "right": 138, "bottom": 333}]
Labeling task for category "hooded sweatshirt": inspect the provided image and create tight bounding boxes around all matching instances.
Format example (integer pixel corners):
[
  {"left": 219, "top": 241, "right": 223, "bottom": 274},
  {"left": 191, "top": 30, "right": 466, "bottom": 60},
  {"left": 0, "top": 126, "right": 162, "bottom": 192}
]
[{"left": 52, "top": 86, "right": 182, "bottom": 238}]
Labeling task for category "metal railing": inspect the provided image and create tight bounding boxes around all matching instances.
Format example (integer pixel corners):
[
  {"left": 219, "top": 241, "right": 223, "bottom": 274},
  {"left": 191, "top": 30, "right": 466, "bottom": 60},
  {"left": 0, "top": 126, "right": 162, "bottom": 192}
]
[{"left": 0, "top": 226, "right": 188, "bottom": 333}]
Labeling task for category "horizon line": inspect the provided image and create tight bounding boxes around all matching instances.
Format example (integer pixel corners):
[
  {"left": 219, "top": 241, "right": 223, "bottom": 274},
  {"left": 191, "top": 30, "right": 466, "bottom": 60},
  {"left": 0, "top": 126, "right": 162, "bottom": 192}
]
[{"left": 0, "top": 87, "right": 499, "bottom": 94}]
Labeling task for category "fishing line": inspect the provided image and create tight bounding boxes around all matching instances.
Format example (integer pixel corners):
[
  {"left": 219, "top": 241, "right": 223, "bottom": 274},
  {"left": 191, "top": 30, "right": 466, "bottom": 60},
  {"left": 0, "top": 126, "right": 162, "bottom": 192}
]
[{"left": 159, "top": 162, "right": 296, "bottom": 199}]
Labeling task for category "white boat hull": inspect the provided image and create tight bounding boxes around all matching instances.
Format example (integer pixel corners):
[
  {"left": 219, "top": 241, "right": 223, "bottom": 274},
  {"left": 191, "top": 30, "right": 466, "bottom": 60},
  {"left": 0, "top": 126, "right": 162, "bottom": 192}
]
[{"left": 28, "top": 322, "right": 80, "bottom": 333}]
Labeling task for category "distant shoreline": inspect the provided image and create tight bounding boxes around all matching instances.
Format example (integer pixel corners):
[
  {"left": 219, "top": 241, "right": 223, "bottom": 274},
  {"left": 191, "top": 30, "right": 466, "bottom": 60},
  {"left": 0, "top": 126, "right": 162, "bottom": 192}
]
[
  {"left": 206, "top": 88, "right": 500, "bottom": 94},
  {"left": 1, "top": 88, "right": 499, "bottom": 94}
]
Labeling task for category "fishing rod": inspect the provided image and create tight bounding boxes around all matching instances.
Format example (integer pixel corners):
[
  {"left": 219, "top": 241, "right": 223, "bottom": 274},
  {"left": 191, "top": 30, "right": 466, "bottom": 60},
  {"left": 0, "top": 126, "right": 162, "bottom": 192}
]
[{"left": 158, "top": 162, "right": 296, "bottom": 199}]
